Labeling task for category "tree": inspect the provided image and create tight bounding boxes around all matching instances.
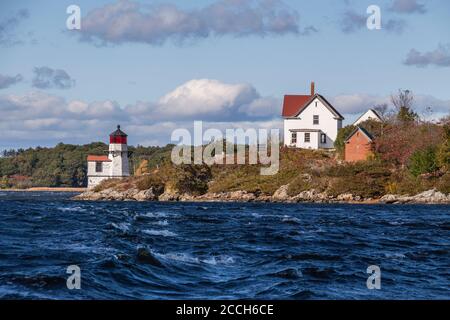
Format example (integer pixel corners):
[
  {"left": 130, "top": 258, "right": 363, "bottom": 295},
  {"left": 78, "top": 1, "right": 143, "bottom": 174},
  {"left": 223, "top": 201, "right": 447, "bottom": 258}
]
[
  {"left": 334, "top": 125, "right": 356, "bottom": 157},
  {"left": 373, "top": 103, "right": 389, "bottom": 121},
  {"left": 391, "top": 89, "right": 418, "bottom": 122},
  {"left": 408, "top": 146, "right": 438, "bottom": 176},
  {"left": 436, "top": 123, "right": 450, "bottom": 170}
]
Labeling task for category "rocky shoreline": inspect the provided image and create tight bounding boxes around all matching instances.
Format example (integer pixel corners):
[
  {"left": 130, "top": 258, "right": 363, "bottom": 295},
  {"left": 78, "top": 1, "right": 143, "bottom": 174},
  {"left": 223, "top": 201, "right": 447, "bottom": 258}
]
[{"left": 73, "top": 186, "right": 450, "bottom": 204}]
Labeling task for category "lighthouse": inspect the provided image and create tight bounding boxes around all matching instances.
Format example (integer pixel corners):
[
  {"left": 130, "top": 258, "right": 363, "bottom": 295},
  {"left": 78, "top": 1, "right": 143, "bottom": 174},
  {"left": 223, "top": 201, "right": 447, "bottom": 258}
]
[{"left": 87, "top": 125, "right": 130, "bottom": 189}]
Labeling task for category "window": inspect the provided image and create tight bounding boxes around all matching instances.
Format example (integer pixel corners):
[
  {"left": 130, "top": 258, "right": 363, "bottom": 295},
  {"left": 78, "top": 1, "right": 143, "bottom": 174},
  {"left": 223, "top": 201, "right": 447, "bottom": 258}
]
[
  {"left": 95, "top": 161, "right": 103, "bottom": 173},
  {"left": 321, "top": 134, "right": 327, "bottom": 144},
  {"left": 291, "top": 132, "right": 297, "bottom": 144},
  {"left": 315, "top": 101, "right": 318, "bottom": 107},
  {"left": 305, "top": 133, "right": 311, "bottom": 143},
  {"left": 313, "top": 115, "right": 319, "bottom": 125}
]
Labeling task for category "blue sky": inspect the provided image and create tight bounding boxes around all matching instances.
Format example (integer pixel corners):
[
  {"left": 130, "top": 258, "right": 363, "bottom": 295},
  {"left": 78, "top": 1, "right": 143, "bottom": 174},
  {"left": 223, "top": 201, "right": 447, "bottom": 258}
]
[{"left": 0, "top": 0, "right": 449, "bottom": 149}]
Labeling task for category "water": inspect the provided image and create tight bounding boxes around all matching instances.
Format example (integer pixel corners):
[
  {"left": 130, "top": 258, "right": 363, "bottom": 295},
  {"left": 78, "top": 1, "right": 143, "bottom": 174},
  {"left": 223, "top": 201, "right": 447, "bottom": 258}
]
[{"left": 0, "top": 191, "right": 448, "bottom": 300}]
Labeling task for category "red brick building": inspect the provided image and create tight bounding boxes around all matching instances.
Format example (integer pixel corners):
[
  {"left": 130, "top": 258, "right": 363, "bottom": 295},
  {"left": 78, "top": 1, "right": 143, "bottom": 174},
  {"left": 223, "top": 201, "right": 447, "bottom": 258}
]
[{"left": 344, "top": 126, "right": 374, "bottom": 162}]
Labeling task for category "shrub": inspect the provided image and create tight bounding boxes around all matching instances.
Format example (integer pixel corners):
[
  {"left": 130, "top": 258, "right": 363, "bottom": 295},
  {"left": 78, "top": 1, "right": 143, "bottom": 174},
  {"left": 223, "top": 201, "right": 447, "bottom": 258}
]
[
  {"left": 170, "top": 165, "right": 212, "bottom": 195},
  {"left": 287, "top": 175, "right": 313, "bottom": 196},
  {"left": 408, "top": 147, "right": 438, "bottom": 177},
  {"left": 93, "top": 178, "right": 122, "bottom": 192},
  {"left": 324, "top": 161, "right": 391, "bottom": 198},
  {"left": 437, "top": 173, "right": 450, "bottom": 194},
  {"left": 136, "top": 175, "right": 165, "bottom": 192}
]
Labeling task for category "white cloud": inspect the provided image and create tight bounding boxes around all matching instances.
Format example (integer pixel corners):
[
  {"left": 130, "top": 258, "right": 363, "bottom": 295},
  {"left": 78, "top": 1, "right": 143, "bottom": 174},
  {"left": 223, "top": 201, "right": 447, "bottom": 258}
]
[{"left": 156, "top": 79, "right": 258, "bottom": 118}]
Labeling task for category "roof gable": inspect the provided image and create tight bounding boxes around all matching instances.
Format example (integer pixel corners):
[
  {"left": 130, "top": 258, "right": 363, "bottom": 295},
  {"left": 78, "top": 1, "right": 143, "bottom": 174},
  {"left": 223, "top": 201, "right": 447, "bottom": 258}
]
[
  {"left": 353, "top": 109, "right": 382, "bottom": 125},
  {"left": 287, "top": 94, "right": 344, "bottom": 120},
  {"left": 345, "top": 126, "right": 374, "bottom": 143}
]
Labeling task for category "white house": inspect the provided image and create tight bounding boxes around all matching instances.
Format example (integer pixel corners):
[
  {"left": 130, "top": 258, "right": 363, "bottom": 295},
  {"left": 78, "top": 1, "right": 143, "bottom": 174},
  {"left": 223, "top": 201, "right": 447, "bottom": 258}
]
[
  {"left": 353, "top": 109, "right": 382, "bottom": 126},
  {"left": 87, "top": 125, "right": 130, "bottom": 189},
  {"left": 282, "top": 82, "right": 344, "bottom": 149}
]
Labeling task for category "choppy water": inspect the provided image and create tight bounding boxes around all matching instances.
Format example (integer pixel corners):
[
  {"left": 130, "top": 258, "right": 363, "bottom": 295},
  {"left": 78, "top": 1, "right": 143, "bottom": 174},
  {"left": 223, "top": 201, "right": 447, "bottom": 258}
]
[{"left": 0, "top": 191, "right": 448, "bottom": 300}]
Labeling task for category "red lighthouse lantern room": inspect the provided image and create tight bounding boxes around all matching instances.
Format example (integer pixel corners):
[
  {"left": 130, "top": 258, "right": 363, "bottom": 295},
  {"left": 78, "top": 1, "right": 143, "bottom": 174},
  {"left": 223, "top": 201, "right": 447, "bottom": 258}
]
[{"left": 110, "top": 125, "right": 128, "bottom": 144}]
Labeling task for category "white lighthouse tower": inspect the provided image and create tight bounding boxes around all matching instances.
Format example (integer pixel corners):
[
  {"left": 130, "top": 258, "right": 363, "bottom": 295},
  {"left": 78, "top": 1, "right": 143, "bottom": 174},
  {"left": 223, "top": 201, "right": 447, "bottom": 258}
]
[
  {"left": 108, "top": 125, "right": 130, "bottom": 178},
  {"left": 87, "top": 125, "right": 130, "bottom": 189}
]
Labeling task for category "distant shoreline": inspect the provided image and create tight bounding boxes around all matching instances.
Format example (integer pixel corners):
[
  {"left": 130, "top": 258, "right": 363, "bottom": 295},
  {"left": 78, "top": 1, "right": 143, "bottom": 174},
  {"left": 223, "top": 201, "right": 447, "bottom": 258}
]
[{"left": 1, "top": 187, "right": 86, "bottom": 192}]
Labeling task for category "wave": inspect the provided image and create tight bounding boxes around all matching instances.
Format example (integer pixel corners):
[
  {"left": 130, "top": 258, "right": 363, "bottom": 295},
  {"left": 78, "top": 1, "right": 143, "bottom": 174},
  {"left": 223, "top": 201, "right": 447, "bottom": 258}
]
[
  {"left": 153, "top": 251, "right": 235, "bottom": 266},
  {"left": 110, "top": 222, "right": 131, "bottom": 232},
  {"left": 142, "top": 229, "right": 177, "bottom": 237},
  {"left": 281, "top": 216, "right": 301, "bottom": 225},
  {"left": 153, "top": 220, "right": 169, "bottom": 226},
  {"left": 58, "top": 206, "right": 87, "bottom": 213},
  {"left": 270, "top": 267, "right": 303, "bottom": 279},
  {"left": 140, "top": 212, "right": 170, "bottom": 218}
]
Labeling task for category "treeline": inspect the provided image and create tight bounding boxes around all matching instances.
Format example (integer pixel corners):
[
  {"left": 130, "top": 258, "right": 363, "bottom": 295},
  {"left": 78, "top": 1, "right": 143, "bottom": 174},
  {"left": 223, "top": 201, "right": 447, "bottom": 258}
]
[{"left": 0, "top": 142, "right": 173, "bottom": 188}]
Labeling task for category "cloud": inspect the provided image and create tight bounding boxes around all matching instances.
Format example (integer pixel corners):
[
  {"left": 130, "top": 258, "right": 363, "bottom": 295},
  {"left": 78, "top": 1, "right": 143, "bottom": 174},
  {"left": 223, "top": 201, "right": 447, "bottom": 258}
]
[
  {"left": 0, "top": 9, "right": 29, "bottom": 46},
  {"left": 390, "top": 0, "right": 426, "bottom": 14},
  {"left": 125, "top": 79, "right": 280, "bottom": 122},
  {"left": 0, "top": 79, "right": 281, "bottom": 147},
  {"left": 0, "top": 73, "right": 23, "bottom": 89},
  {"left": 331, "top": 93, "right": 450, "bottom": 115},
  {"left": 341, "top": 10, "right": 405, "bottom": 34},
  {"left": 75, "top": 0, "right": 302, "bottom": 45},
  {"left": 32, "top": 67, "right": 76, "bottom": 89},
  {"left": 404, "top": 44, "right": 450, "bottom": 67}
]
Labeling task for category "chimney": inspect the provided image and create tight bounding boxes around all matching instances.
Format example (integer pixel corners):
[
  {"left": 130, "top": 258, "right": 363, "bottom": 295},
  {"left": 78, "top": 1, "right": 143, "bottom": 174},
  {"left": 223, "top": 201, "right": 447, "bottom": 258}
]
[{"left": 310, "top": 81, "right": 315, "bottom": 96}]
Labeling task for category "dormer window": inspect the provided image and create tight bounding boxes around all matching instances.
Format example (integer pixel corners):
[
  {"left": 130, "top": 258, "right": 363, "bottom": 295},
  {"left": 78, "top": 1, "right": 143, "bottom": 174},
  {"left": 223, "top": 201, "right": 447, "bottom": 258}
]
[{"left": 313, "top": 115, "right": 319, "bottom": 125}]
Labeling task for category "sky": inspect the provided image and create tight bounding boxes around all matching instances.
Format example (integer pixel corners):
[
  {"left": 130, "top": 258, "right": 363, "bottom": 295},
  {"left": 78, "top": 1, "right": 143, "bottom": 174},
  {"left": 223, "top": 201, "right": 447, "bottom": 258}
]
[{"left": 0, "top": 0, "right": 449, "bottom": 149}]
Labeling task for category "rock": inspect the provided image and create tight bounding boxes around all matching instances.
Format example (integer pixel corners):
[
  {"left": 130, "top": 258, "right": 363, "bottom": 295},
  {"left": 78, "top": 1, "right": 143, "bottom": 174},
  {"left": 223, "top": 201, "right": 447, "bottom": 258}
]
[
  {"left": 379, "top": 189, "right": 449, "bottom": 204},
  {"left": 336, "top": 193, "right": 354, "bottom": 202},
  {"left": 411, "top": 189, "right": 449, "bottom": 204},
  {"left": 158, "top": 192, "right": 180, "bottom": 202},
  {"left": 380, "top": 194, "right": 399, "bottom": 204},
  {"left": 133, "top": 188, "right": 158, "bottom": 201},
  {"left": 273, "top": 185, "right": 290, "bottom": 201},
  {"left": 228, "top": 191, "right": 256, "bottom": 202},
  {"left": 292, "top": 189, "right": 317, "bottom": 202},
  {"left": 136, "top": 247, "right": 163, "bottom": 267}
]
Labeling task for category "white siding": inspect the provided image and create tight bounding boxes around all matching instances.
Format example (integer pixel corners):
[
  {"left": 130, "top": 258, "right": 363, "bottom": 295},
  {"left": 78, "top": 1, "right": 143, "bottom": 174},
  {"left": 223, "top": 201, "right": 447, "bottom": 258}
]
[
  {"left": 354, "top": 110, "right": 381, "bottom": 126},
  {"left": 109, "top": 143, "right": 130, "bottom": 177}
]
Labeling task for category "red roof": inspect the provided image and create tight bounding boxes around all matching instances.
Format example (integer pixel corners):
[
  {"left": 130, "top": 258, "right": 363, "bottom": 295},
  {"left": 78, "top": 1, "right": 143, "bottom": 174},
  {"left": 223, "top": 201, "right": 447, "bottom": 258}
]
[
  {"left": 87, "top": 155, "right": 111, "bottom": 162},
  {"left": 282, "top": 95, "right": 312, "bottom": 117}
]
